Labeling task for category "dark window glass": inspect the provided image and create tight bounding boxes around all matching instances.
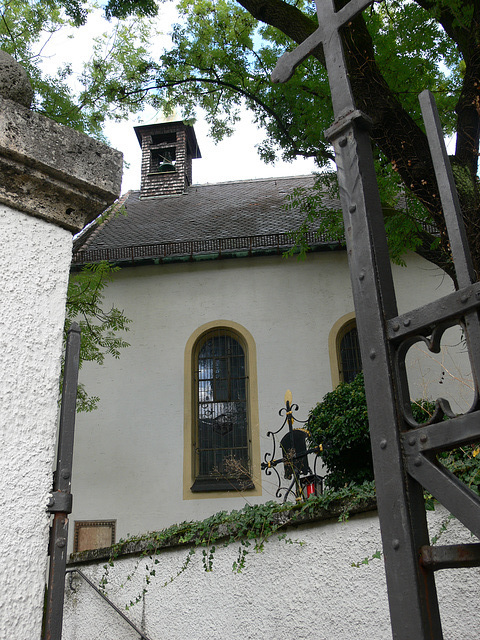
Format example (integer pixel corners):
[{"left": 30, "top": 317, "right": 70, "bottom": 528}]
[
  {"left": 340, "top": 327, "right": 362, "bottom": 383},
  {"left": 192, "top": 333, "right": 253, "bottom": 492}
]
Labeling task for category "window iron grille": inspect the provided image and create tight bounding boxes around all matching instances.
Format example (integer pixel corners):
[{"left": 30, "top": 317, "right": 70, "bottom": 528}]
[{"left": 192, "top": 332, "right": 253, "bottom": 492}]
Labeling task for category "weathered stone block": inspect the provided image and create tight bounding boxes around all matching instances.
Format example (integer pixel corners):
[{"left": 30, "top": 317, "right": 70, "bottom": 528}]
[
  {"left": 0, "top": 50, "right": 33, "bottom": 107},
  {"left": 0, "top": 96, "right": 123, "bottom": 231}
]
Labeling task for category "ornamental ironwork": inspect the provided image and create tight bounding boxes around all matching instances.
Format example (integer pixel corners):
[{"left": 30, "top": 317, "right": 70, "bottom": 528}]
[{"left": 262, "top": 390, "right": 323, "bottom": 502}]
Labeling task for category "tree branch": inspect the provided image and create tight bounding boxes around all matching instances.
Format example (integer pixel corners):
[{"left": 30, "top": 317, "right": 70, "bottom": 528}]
[
  {"left": 234, "top": 0, "right": 453, "bottom": 273},
  {"left": 150, "top": 76, "right": 335, "bottom": 162}
]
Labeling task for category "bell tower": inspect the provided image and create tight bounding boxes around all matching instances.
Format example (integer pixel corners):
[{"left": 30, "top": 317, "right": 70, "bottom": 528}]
[{"left": 134, "top": 118, "right": 201, "bottom": 198}]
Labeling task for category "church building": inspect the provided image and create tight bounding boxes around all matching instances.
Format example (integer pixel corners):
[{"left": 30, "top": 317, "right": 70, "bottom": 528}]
[{"left": 70, "top": 118, "right": 462, "bottom": 555}]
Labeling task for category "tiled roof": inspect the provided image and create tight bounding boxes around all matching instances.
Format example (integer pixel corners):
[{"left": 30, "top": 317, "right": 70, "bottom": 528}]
[{"left": 73, "top": 175, "right": 342, "bottom": 265}]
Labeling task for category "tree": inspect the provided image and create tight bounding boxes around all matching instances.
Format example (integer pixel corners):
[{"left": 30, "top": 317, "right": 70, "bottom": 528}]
[
  {"left": 34, "top": 0, "right": 158, "bottom": 26},
  {"left": 308, "top": 373, "right": 374, "bottom": 489},
  {"left": 3, "top": 2, "right": 478, "bottom": 280},
  {"left": 150, "top": 0, "right": 476, "bottom": 281},
  {"left": 4, "top": 2, "right": 478, "bottom": 400},
  {"left": 0, "top": 0, "right": 161, "bottom": 138}
]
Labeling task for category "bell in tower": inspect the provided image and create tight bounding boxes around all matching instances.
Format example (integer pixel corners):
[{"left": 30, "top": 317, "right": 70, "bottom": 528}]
[{"left": 134, "top": 115, "right": 201, "bottom": 198}]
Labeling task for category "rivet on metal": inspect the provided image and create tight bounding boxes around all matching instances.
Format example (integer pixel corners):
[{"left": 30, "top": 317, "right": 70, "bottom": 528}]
[
  {"left": 408, "top": 436, "right": 416, "bottom": 446},
  {"left": 420, "top": 434, "right": 427, "bottom": 443},
  {"left": 392, "top": 322, "right": 400, "bottom": 331},
  {"left": 56, "top": 539, "right": 66, "bottom": 548},
  {"left": 414, "top": 456, "right": 422, "bottom": 467},
  {"left": 369, "top": 350, "right": 376, "bottom": 360},
  {"left": 461, "top": 294, "right": 469, "bottom": 303},
  {"left": 339, "top": 136, "right": 347, "bottom": 147},
  {"left": 359, "top": 270, "right": 365, "bottom": 280},
  {"left": 380, "top": 439, "right": 387, "bottom": 450},
  {"left": 349, "top": 204, "right": 356, "bottom": 213},
  {"left": 61, "top": 469, "right": 70, "bottom": 480},
  {"left": 403, "top": 318, "right": 411, "bottom": 327},
  {"left": 392, "top": 539, "right": 400, "bottom": 550}
]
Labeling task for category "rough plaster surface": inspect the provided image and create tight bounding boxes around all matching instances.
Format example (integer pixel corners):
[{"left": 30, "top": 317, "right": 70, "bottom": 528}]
[
  {"left": 63, "top": 507, "right": 479, "bottom": 640},
  {"left": 0, "top": 204, "right": 72, "bottom": 639}
]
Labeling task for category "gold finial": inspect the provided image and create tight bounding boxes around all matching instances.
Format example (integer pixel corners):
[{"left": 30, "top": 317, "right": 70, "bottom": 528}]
[{"left": 284, "top": 389, "right": 292, "bottom": 407}]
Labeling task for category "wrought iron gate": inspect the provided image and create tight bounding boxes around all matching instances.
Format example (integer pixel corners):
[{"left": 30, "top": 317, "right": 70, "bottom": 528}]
[
  {"left": 272, "top": 1, "right": 480, "bottom": 638},
  {"left": 44, "top": 323, "right": 81, "bottom": 640}
]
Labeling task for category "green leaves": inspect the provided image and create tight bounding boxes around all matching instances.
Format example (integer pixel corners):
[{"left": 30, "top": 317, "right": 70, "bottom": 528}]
[
  {"left": 103, "top": 0, "right": 158, "bottom": 21},
  {"left": 351, "top": 549, "right": 382, "bottom": 568},
  {"left": 98, "top": 480, "right": 377, "bottom": 604},
  {"left": 0, "top": 0, "right": 161, "bottom": 138},
  {"left": 156, "top": 0, "right": 333, "bottom": 165},
  {"left": 65, "top": 261, "right": 130, "bottom": 412},
  {"left": 308, "top": 373, "right": 374, "bottom": 490},
  {"left": 367, "top": 1, "right": 460, "bottom": 131},
  {"left": 438, "top": 445, "right": 480, "bottom": 494}
]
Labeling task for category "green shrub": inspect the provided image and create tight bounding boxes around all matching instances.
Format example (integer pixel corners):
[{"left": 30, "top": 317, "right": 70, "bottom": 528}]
[
  {"left": 308, "top": 375, "right": 479, "bottom": 492},
  {"left": 438, "top": 446, "right": 480, "bottom": 494},
  {"left": 308, "top": 373, "right": 373, "bottom": 489}
]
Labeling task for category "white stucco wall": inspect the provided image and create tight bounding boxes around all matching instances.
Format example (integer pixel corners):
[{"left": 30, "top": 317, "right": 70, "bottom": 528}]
[
  {"left": 0, "top": 204, "right": 72, "bottom": 638},
  {"left": 70, "top": 250, "right": 468, "bottom": 551},
  {"left": 63, "top": 506, "right": 478, "bottom": 640}
]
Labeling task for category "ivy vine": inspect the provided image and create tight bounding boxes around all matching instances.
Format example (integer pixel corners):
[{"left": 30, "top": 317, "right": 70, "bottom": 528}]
[{"left": 98, "top": 481, "right": 376, "bottom": 608}]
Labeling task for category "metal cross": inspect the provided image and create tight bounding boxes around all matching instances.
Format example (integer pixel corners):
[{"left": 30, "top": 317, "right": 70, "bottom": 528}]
[
  {"left": 272, "top": 0, "right": 373, "bottom": 114},
  {"left": 272, "top": 2, "right": 480, "bottom": 639}
]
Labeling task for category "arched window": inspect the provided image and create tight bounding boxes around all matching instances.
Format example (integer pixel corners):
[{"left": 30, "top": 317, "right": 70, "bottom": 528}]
[
  {"left": 184, "top": 321, "right": 261, "bottom": 498},
  {"left": 339, "top": 325, "right": 362, "bottom": 384},
  {"left": 328, "top": 313, "right": 362, "bottom": 387}
]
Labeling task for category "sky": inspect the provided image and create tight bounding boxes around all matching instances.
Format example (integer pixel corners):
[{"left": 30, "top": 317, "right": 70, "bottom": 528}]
[
  {"left": 39, "top": 2, "right": 318, "bottom": 194},
  {"left": 104, "top": 111, "right": 318, "bottom": 193}
]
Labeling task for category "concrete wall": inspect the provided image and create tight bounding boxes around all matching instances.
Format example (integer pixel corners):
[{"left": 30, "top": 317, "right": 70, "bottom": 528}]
[
  {"left": 70, "top": 250, "right": 469, "bottom": 551},
  {"left": 0, "top": 204, "right": 72, "bottom": 638},
  {"left": 63, "top": 505, "right": 479, "bottom": 640}
]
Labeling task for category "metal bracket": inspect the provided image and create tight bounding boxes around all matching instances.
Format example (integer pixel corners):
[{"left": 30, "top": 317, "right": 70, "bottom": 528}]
[
  {"left": 420, "top": 543, "right": 480, "bottom": 570},
  {"left": 387, "top": 282, "right": 480, "bottom": 342},
  {"left": 324, "top": 109, "right": 373, "bottom": 141},
  {"left": 262, "top": 391, "right": 324, "bottom": 502},
  {"left": 47, "top": 491, "right": 73, "bottom": 514}
]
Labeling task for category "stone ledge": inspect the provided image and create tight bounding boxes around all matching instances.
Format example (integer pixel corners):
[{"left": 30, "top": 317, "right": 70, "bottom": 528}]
[
  {"left": 0, "top": 97, "right": 123, "bottom": 232},
  {"left": 68, "top": 497, "right": 377, "bottom": 566}
]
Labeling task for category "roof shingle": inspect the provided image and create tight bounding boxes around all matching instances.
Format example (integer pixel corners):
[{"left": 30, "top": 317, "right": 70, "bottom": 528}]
[{"left": 73, "top": 175, "right": 341, "bottom": 265}]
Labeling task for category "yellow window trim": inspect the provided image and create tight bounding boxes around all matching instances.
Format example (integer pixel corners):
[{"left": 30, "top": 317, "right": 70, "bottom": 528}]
[
  {"left": 328, "top": 311, "right": 357, "bottom": 388},
  {"left": 183, "top": 320, "right": 262, "bottom": 500}
]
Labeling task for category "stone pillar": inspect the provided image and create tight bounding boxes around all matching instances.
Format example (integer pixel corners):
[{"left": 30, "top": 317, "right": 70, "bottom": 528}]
[{"left": 0, "top": 52, "right": 122, "bottom": 639}]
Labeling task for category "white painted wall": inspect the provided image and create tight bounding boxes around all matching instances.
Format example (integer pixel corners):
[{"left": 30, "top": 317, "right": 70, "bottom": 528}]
[
  {"left": 71, "top": 250, "right": 466, "bottom": 551},
  {"left": 0, "top": 204, "right": 72, "bottom": 639},
  {"left": 63, "top": 506, "right": 479, "bottom": 640}
]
